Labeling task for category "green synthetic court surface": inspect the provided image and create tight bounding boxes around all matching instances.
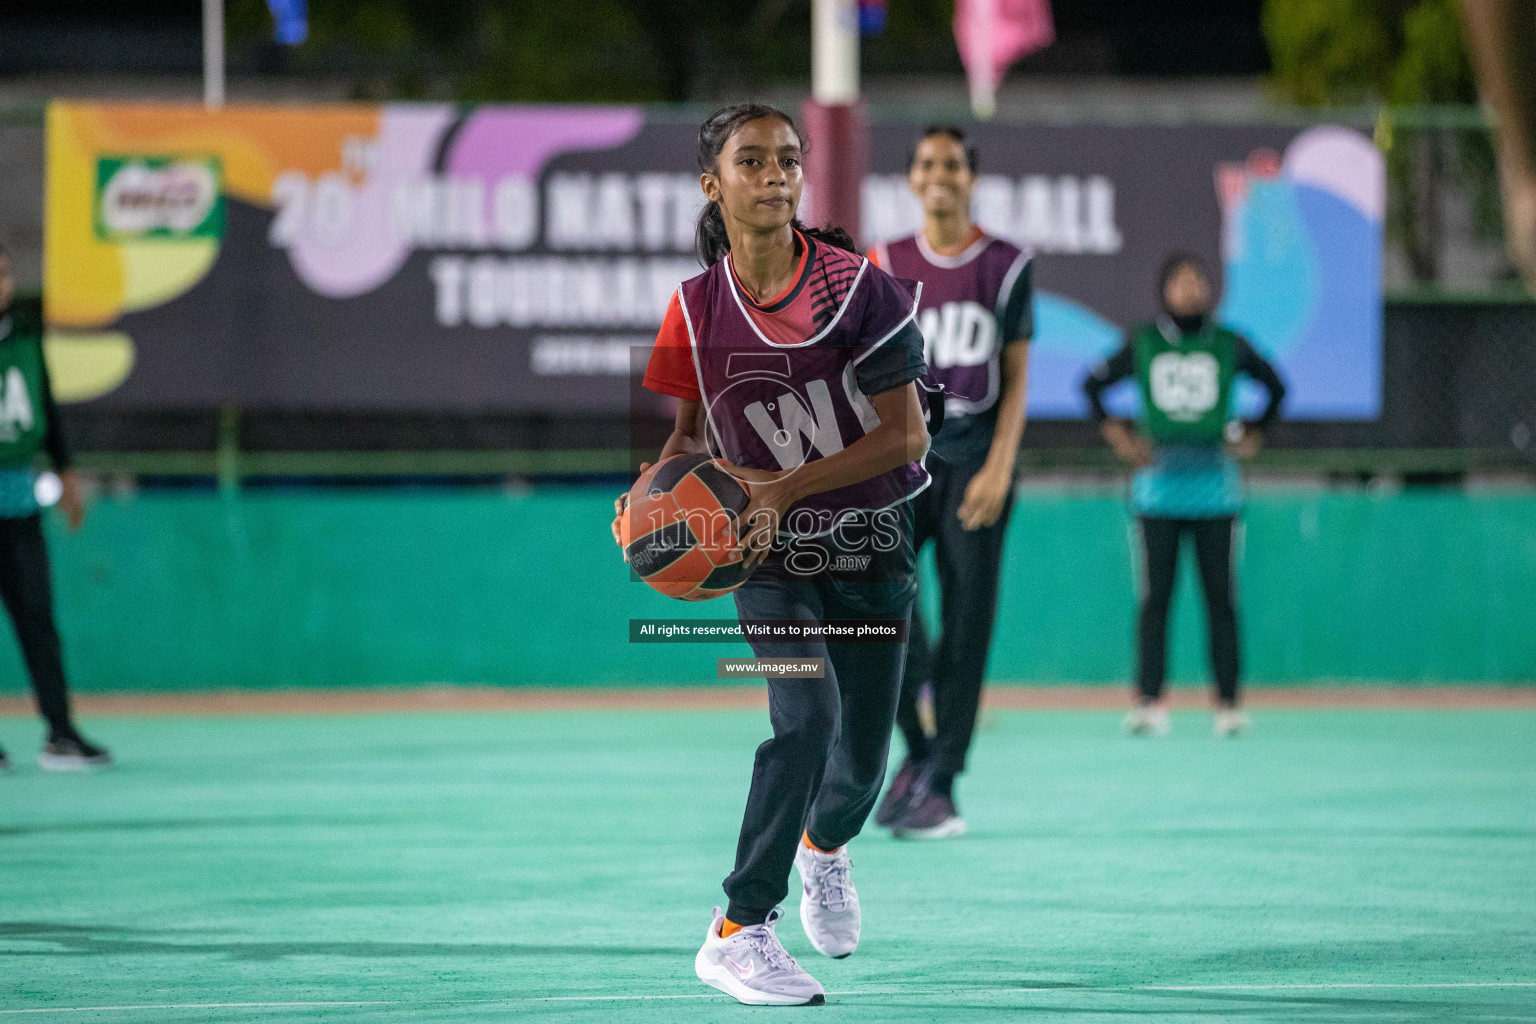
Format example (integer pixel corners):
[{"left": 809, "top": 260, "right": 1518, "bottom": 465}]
[{"left": 4, "top": 708, "right": 1534, "bottom": 1023}]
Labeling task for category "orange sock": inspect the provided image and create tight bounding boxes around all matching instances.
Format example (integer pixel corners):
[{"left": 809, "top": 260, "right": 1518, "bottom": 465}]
[
  {"left": 803, "top": 832, "right": 840, "bottom": 855},
  {"left": 719, "top": 918, "right": 743, "bottom": 939}
]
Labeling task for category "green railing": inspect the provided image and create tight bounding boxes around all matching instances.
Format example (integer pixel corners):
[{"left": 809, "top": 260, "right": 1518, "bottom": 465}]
[{"left": 66, "top": 447, "right": 1533, "bottom": 483}]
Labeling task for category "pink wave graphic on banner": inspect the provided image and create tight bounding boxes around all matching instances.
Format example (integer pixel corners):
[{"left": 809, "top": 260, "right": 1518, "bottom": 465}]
[
  {"left": 287, "top": 105, "right": 645, "bottom": 299},
  {"left": 444, "top": 106, "right": 644, "bottom": 179},
  {"left": 287, "top": 105, "right": 456, "bottom": 299}
]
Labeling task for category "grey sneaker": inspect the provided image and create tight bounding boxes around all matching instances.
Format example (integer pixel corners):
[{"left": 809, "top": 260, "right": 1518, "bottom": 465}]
[
  {"left": 1213, "top": 707, "right": 1249, "bottom": 738},
  {"left": 795, "top": 841, "right": 860, "bottom": 958},
  {"left": 39, "top": 735, "right": 113, "bottom": 771},
  {"left": 891, "top": 791, "right": 966, "bottom": 840},
  {"left": 1123, "top": 703, "right": 1170, "bottom": 737},
  {"left": 874, "top": 756, "right": 925, "bottom": 827},
  {"left": 694, "top": 907, "right": 825, "bottom": 1006}
]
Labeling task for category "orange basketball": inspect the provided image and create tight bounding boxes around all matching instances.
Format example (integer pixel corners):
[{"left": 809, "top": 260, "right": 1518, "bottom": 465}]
[{"left": 622, "top": 454, "right": 753, "bottom": 601}]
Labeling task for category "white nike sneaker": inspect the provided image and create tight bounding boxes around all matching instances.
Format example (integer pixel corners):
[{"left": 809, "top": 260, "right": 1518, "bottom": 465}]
[
  {"left": 1213, "top": 708, "right": 1249, "bottom": 738},
  {"left": 795, "top": 841, "right": 860, "bottom": 958},
  {"left": 1124, "top": 703, "right": 1171, "bottom": 736},
  {"left": 695, "top": 907, "right": 825, "bottom": 1006}
]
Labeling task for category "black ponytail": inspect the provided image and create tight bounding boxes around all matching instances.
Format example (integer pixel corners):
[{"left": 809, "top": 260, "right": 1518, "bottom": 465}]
[
  {"left": 694, "top": 102, "right": 860, "bottom": 267},
  {"left": 695, "top": 199, "right": 733, "bottom": 268},
  {"left": 795, "top": 221, "right": 858, "bottom": 256}
]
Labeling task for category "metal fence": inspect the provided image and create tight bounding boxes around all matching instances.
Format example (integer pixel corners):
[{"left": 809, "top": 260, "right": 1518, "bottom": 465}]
[{"left": 1376, "top": 107, "right": 1520, "bottom": 298}]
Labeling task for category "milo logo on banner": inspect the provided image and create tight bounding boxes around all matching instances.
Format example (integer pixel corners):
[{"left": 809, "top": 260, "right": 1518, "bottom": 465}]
[{"left": 95, "top": 156, "right": 224, "bottom": 240}]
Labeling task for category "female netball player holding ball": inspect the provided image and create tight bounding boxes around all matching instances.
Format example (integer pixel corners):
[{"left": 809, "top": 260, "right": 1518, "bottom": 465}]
[
  {"left": 618, "top": 103, "right": 930, "bottom": 1005},
  {"left": 869, "top": 126, "right": 1034, "bottom": 839}
]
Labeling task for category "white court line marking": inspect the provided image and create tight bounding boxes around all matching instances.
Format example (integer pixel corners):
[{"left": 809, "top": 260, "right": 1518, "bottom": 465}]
[{"left": 4, "top": 982, "right": 1535, "bottom": 1013}]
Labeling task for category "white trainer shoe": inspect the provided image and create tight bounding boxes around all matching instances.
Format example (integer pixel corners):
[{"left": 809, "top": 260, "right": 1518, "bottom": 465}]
[
  {"left": 1124, "top": 703, "right": 1171, "bottom": 736},
  {"left": 795, "top": 840, "right": 860, "bottom": 958},
  {"left": 695, "top": 907, "right": 825, "bottom": 1006},
  {"left": 1213, "top": 708, "right": 1249, "bottom": 738}
]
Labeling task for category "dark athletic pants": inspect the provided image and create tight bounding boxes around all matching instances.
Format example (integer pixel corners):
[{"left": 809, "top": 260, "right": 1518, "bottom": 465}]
[
  {"left": 1135, "top": 515, "right": 1240, "bottom": 705},
  {"left": 894, "top": 458, "right": 1013, "bottom": 780},
  {"left": 0, "top": 514, "right": 74, "bottom": 737},
  {"left": 723, "top": 529, "right": 914, "bottom": 927}
]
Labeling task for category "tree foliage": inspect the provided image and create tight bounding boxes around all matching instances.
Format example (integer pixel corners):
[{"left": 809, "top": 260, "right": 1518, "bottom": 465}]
[
  {"left": 1263, "top": 0, "right": 1474, "bottom": 106},
  {"left": 1266, "top": 0, "right": 1500, "bottom": 284}
]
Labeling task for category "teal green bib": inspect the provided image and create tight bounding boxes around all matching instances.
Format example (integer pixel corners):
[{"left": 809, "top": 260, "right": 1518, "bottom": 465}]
[
  {"left": 1132, "top": 319, "right": 1238, "bottom": 446},
  {"left": 0, "top": 316, "right": 49, "bottom": 469}
]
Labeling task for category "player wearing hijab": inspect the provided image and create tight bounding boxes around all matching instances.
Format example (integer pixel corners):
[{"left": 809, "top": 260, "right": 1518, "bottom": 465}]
[
  {"left": 619, "top": 104, "right": 930, "bottom": 1005},
  {"left": 868, "top": 126, "right": 1033, "bottom": 839},
  {"left": 1082, "top": 255, "right": 1285, "bottom": 738}
]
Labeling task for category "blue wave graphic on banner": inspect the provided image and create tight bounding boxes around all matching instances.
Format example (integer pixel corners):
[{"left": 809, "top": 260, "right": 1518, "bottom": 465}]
[{"left": 1023, "top": 127, "right": 1383, "bottom": 420}]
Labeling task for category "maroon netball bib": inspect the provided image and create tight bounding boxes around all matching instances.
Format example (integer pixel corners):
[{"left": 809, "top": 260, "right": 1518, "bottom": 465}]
[
  {"left": 876, "top": 232, "right": 1032, "bottom": 418},
  {"left": 676, "top": 234, "right": 930, "bottom": 538}
]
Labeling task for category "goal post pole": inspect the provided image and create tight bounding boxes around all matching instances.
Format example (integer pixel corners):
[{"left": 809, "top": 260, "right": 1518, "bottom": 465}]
[{"left": 803, "top": 0, "right": 868, "bottom": 245}]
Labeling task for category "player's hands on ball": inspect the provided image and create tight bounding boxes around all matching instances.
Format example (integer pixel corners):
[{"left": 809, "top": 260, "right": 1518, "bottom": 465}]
[
  {"left": 59, "top": 470, "right": 86, "bottom": 533},
  {"left": 722, "top": 463, "right": 793, "bottom": 571},
  {"left": 1102, "top": 419, "right": 1152, "bottom": 467},
  {"left": 957, "top": 463, "right": 1012, "bottom": 531},
  {"left": 612, "top": 462, "right": 651, "bottom": 547}
]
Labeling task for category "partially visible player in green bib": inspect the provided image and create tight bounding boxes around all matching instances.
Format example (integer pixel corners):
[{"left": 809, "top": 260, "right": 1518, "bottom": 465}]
[
  {"left": 0, "top": 246, "right": 111, "bottom": 773},
  {"left": 1083, "top": 255, "right": 1285, "bottom": 739}
]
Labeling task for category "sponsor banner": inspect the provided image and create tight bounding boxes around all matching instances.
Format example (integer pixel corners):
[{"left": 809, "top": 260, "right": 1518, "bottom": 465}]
[
  {"left": 45, "top": 103, "right": 1382, "bottom": 418},
  {"left": 94, "top": 156, "right": 224, "bottom": 241}
]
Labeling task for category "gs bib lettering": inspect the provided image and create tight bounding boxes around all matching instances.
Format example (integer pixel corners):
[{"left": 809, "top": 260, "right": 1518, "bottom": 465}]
[{"left": 1132, "top": 320, "right": 1237, "bottom": 446}]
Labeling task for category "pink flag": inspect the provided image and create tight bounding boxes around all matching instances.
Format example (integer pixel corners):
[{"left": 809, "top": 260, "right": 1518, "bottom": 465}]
[{"left": 954, "top": 0, "right": 1055, "bottom": 118}]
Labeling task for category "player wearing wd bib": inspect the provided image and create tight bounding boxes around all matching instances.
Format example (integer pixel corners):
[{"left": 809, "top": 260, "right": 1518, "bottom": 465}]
[
  {"left": 629, "top": 105, "right": 931, "bottom": 1007},
  {"left": 1083, "top": 255, "right": 1284, "bottom": 738},
  {"left": 867, "top": 126, "right": 1034, "bottom": 841},
  {"left": 872, "top": 235, "right": 1030, "bottom": 465},
  {"left": 0, "top": 247, "right": 110, "bottom": 772}
]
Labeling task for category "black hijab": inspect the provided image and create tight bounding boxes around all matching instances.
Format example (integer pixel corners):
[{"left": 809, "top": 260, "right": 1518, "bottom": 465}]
[{"left": 1158, "top": 253, "right": 1213, "bottom": 335}]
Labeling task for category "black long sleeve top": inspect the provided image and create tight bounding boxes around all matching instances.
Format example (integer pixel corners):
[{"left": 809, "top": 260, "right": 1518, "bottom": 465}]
[{"left": 1082, "top": 327, "right": 1287, "bottom": 430}]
